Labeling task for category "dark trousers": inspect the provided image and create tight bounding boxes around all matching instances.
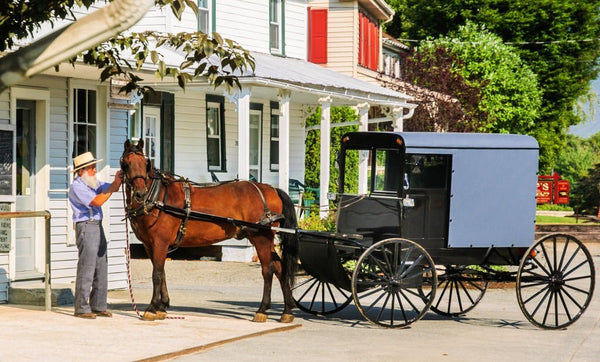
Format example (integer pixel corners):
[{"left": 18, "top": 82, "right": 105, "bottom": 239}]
[{"left": 74, "top": 220, "right": 108, "bottom": 314}]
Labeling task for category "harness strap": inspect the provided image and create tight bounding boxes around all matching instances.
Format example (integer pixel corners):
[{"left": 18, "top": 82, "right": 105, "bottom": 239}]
[
  {"left": 172, "top": 180, "right": 192, "bottom": 249},
  {"left": 246, "top": 180, "right": 284, "bottom": 225}
]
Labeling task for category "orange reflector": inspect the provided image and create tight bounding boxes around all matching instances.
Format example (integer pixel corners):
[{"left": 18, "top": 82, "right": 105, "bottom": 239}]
[
  {"left": 342, "top": 136, "right": 349, "bottom": 142},
  {"left": 396, "top": 138, "right": 403, "bottom": 145},
  {"left": 530, "top": 249, "right": 537, "bottom": 258}
]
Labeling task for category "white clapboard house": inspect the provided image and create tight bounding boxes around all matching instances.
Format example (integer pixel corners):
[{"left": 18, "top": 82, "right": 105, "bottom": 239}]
[{"left": 0, "top": 0, "right": 414, "bottom": 300}]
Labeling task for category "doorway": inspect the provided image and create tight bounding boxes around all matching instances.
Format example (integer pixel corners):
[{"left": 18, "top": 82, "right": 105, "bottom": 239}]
[
  {"left": 249, "top": 108, "right": 262, "bottom": 182},
  {"left": 15, "top": 100, "right": 40, "bottom": 279}
]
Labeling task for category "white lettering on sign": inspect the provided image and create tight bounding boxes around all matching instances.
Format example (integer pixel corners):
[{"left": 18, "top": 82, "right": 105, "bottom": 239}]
[{"left": 0, "top": 203, "right": 11, "bottom": 252}]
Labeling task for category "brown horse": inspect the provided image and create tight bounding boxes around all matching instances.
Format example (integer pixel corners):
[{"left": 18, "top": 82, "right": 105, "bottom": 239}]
[{"left": 120, "top": 139, "right": 298, "bottom": 323}]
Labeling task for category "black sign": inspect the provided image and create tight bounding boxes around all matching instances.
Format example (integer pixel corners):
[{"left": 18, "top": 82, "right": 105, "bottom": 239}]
[{"left": 0, "top": 130, "right": 12, "bottom": 196}]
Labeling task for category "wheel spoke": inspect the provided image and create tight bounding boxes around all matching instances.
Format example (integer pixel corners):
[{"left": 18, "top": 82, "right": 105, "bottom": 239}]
[
  {"left": 395, "top": 291, "right": 409, "bottom": 325},
  {"left": 297, "top": 278, "right": 319, "bottom": 302},
  {"left": 398, "top": 288, "right": 421, "bottom": 314},
  {"left": 457, "top": 280, "right": 476, "bottom": 305},
  {"left": 562, "top": 260, "right": 590, "bottom": 279},
  {"left": 560, "top": 286, "right": 584, "bottom": 310},
  {"left": 563, "top": 282, "right": 592, "bottom": 296},
  {"left": 539, "top": 240, "right": 554, "bottom": 274},
  {"left": 530, "top": 286, "right": 552, "bottom": 318},
  {"left": 557, "top": 289, "right": 572, "bottom": 321},
  {"left": 557, "top": 237, "right": 570, "bottom": 272}
]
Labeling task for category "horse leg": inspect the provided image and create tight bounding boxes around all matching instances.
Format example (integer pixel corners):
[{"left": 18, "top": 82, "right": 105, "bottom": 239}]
[
  {"left": 251, "top": 237, "right": 276, "bottom": 323},
  {"left": 271, "top": 249, "right": 295, "bottom": 323},
  {"left": 143, "top": 245, "right": 169, "bottom": 321}
]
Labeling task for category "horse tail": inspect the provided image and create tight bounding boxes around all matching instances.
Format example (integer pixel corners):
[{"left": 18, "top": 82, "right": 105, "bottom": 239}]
[{"left": 276, "top": 187, "right": 299, "bottom": 288}]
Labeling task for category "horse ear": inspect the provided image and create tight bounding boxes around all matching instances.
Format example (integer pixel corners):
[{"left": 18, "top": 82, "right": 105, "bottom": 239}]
[
  {"left": 146, "top": 159, "right": 152, "bottom": 172},
  {"left": 137, "top": 138, "right": 144, "bottom": 150},
  {"left": 124, "top": 139, "right": 131, "bottom": 150}
]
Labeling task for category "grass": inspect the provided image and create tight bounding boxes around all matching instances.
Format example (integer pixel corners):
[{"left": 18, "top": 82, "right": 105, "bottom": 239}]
[{"left": 535, "top": 215, "right": 589, "bottom": 224}]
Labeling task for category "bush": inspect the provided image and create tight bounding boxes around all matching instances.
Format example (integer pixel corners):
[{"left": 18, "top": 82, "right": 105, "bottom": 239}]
[
  {"left": 536, "top": 204, "right": 573, "bottom": 211},
  {"left": 298, "top": 212, "right": 337, "bottom": 232}
]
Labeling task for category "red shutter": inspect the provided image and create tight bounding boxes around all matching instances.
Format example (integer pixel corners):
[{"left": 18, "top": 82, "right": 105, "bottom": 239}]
[
  {"left": 308, "top": 8, "right": 328, "bottom": 64},
  {"left": 371, "top": 20, "right": 379, "bottom": 71}
]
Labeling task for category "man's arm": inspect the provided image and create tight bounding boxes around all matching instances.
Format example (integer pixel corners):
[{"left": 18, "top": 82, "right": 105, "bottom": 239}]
[{"left": 90, "top": 170, "right": 123, "bottom": 207}]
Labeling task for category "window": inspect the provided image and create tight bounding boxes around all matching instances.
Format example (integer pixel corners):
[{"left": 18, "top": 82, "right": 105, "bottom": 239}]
[
  {"left": 143, "top": 107, "right": 161, "bottom": 169},
  {"left": 269, "top": 101, "right": 279, "bottom": 171},
  {"left": 404, "top": 154, "right": 451, "bottom": 189},
  {"left": 130, "top": 92, "right": 175, "bottom": 173},
  {"left": 72, "top": 88, "right": 97, "bottom": 158},
  {"left": 370, "top": 149, "right": 402, "bottom": 193},
  {"left": 249, "top": 103, "right": 263, "bottom": 181},
  {"left": 198, "top": 0, "right": 211, "bottom": 33},
  {"left": 269, "top": 0, "right": 284, "bottom": 54},
  {"left": 359, "top": 12, "right": 379, "bottom": 71},
  {"left": 206, "top": 95, "right": 225, "bottom": 171},
  {"left": 308, "top": 8, "right": 327, "bottom": 64}
]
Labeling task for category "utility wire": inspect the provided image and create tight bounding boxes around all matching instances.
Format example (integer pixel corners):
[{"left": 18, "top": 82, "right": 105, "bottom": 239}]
[{"left": 396, "top": 38, "right": 600, "bottom": 45}]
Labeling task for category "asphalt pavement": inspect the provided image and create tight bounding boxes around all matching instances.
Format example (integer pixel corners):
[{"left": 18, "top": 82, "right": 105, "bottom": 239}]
[{"left": 1, "top": 242, "right": 599, "bottom": 361}]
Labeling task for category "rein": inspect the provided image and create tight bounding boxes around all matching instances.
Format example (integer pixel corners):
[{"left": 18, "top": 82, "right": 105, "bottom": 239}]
[{"left": 121, "top": 150, "right": 285, "bottom": 252}]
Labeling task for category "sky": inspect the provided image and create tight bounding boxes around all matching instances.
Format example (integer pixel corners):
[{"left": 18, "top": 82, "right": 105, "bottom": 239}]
[{"left": 569, "top": 77, "right": 600, "bottom": 138}]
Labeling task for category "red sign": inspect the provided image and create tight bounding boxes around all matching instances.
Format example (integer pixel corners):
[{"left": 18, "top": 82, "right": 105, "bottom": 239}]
[
  {"left": 536, "top": 173, "right": 570, "bottom": 204},
  {"left": 537, "top": 180, "right": 553, "bottom": 204},
  {"left": 556, "top": 180, "right": 570, "bottom": 204}
]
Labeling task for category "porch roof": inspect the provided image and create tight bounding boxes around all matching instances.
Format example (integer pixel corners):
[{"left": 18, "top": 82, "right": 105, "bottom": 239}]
[
  {"left": 153, "top": 48, "right": 415, "bottom": 108},
  {"left": 238, "top": 52, "right": 414, "bottom": 107}
]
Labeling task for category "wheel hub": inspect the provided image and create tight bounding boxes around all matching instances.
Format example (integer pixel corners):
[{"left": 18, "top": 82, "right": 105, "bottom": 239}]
[{"left": 548, "top": 272, "right": 564, "bottom": 292}]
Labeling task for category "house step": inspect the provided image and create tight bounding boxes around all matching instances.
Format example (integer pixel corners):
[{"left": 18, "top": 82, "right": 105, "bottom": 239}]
[{"left": 8, "top": 282, "right": 74, "bottom": 306}]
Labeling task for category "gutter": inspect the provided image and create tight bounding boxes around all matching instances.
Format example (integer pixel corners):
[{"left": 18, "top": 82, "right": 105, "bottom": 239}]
[{"left": 0, "top": 0, "right": 154, "bottom": 92}]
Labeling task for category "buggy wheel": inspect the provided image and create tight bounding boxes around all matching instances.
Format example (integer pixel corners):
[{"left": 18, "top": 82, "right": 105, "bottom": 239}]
[
  {"left": 351, "top": 238, "right": 437, "bottom": 328},
  {"left": 517, "top": 233, "right": 595, "bottom": 329},
  {"left": 292, "top": 275, "right": 352, "bottom": 315},
  {"left": 431, "top": 265, "right": 488, "bottom": 317}
]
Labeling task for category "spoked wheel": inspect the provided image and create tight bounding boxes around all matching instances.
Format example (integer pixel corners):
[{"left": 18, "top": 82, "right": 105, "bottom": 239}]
[
  {"left": 292, "top": 275, "right": 352, "bottom": 315},
  {"left": 431, "top": 265, "right": 488, "bottom": 316},
  {"left": 517, "top": 233, "right": 595, "bottom": 329},
  {"left": 351, "top": 238, "right": 437, "bottom": 328}
]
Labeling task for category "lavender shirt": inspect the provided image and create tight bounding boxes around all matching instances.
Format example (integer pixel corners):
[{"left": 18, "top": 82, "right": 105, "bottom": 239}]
[{"left": 68, "top": 176, "right": 111, "bottom": 222}]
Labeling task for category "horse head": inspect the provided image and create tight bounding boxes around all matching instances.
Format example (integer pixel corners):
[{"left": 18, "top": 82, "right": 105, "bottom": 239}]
[{"left": 121, "top": 139, "right": 151, "bottom": 203}]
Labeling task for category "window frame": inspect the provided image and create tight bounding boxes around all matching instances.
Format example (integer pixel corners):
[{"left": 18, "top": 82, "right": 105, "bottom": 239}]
[
  {"left": 206, "top": 94, "right": 226, "bottom": 172},
  {"left": 269, "top": 101, "right": 279, "bottom": 171},
  {"left": 197, "top": 0, "right": 215, "bottom": 34},
  {"left": 269, "top": 0, "right": 285, "bottom": 55},
  {"left": 71, "top": 87, "right": 98, "bottom": 159}
]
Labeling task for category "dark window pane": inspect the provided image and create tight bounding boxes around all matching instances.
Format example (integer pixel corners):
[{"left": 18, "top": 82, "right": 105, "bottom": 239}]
[
  {"left": 207, "top": 138, "right": 220, "bottom": 167},
  {"left": 88, "top": 90, "right": 96, "bottom": 124}
]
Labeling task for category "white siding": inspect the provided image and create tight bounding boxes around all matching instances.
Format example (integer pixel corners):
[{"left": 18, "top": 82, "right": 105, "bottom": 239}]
[
  {"left": 284, "top": 0, "right": 308, "bottom": 59},
  {"left": 216, "top": 0, "right": 270, "bottom": 53}
]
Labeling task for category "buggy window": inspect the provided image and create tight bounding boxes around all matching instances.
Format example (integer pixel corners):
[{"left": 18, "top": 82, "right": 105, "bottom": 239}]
[
  {"left": 371, "top": 149, "right": 402, "bottom": 193},
  {"left": 405, "top": 154, "right": 451, "bottom": 189}
]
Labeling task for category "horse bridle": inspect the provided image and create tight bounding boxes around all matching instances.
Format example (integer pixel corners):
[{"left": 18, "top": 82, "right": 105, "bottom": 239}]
[{"left": 120, "top": 150, "right": 152, "bottom": 203}]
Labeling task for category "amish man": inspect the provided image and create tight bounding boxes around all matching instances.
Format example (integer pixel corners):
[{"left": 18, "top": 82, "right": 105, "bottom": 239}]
[{"left": 68, "top": 152, "right": 122, "bottom": 319}]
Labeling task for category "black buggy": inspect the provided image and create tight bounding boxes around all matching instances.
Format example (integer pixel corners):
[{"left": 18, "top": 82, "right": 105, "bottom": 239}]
[{"left": 292, "top": 131, "right": 595, "bottom": 329}]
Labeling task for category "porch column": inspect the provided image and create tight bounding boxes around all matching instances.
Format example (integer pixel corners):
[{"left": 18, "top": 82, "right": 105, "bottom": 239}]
[
  {"left": 356, "top": 102, "right": 370, "bottom": 194},
  {"left": 278, "top": 89, "right": 291, "bottom": 192},
  {"left": 227, "top": 87, "right": 251, "bottom": 180},
  {"left": 392, "top": 105, "right": 415, "bottom": 132},
  {"left": 319, "top": 96, "right": 332, "bottom": 218},
  {"left": 392, "top": 106, "right": 404, "bottom": 132}
]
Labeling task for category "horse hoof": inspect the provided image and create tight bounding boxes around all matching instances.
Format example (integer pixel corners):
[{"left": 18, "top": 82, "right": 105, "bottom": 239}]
[
  {"left": 252, "top": 313, "right": 268, "bottom": 323},
  {"left": 141, "top": 312, "right": 157, "bottom": 321},
  {"left": 279, "top": 314, "right": 294, "bottom": 323},
  {"left": 155, "top": 311, "right": 167, "bottom": 320}
]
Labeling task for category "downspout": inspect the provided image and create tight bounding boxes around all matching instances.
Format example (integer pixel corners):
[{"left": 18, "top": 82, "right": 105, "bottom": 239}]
[{"left": 0, "top": 0, "right": 154, "bottom": 92}]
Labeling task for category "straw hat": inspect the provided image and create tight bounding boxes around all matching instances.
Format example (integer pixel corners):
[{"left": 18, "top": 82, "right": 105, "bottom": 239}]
[{"left": 72, "top": 152, "right": 102, "bottom": 173}]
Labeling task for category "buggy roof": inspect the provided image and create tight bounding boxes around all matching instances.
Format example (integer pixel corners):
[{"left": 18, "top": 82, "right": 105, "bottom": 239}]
[{"left": 342, "top": 132, "right": 539, "bottom": 151}]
